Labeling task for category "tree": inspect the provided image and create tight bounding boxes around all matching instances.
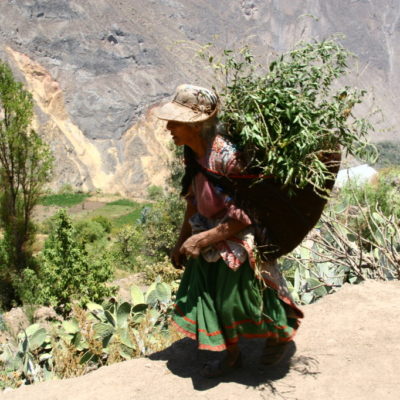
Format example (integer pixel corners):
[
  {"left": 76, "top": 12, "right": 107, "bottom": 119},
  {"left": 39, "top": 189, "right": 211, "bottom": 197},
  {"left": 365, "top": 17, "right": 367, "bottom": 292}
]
[
  {"left": 0, "top": 60, "right": 53, "bottom": 294},
  {"left": 33, "top": 210, "right": 115, "bottom": 315}
]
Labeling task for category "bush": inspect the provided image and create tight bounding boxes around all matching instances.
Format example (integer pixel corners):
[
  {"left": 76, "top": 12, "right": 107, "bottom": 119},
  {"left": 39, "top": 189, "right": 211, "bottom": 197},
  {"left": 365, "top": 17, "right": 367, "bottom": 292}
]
[
  {"left": 338, "top": 167, "right": 400, "bottom": 243},
  {"left": 74, "top": 220, "right": 108, "bottom": 244},
  {"left": 283, "top": 180, "right": 400, "bottom": 304},
  {"left": 340, "top": 167, "right": 400, "bottom": 218},
  {"left": 375, "top": 141, "right": 400, "bottom": 168},
  {"left": 111, "top": 225, "right": 145, "bottom": 271},
  {"left": 142, "top": 257, "right": 183, "bottom": 287},
  {"left": 147, "top": 185, "right": 164, "bottom": 200},
  {"left": 139, "top": 192, "right": 185, "bottom": 261},
  {"left": 19, "top": 210, "right": 116, "bottom": 315},
  {"left": 91, "top": 216, "right": 112, "bottom": 234}
]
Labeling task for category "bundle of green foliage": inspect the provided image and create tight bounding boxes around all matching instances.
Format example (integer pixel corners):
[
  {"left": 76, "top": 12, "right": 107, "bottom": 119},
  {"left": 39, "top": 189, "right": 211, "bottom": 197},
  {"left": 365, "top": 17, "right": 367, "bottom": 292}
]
[{"left": 202, "top": 38, "right": 376, "bottom": 193}]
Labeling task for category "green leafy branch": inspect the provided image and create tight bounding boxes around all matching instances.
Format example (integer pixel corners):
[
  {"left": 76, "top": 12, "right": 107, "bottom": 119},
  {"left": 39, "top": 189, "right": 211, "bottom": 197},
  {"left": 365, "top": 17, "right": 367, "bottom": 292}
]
[{"left": 199, "top": 38, "right": 378, "bottom": 194}]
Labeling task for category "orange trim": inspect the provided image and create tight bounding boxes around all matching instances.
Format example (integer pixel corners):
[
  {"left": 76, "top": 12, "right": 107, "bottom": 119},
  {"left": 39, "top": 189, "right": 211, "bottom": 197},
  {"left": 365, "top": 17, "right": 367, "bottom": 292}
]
[
  {"left": 198, "top": 342, "right": 227, "bottom": 351},
  {"left": 171, "top": 320, "right": 228, "bottom": 351},
  {"left": 175, "top": 305, "right": 225, "bottom": 336},
  {"left": 176, "top": 302, "right": 295, "bottom": 336},
  {"left": 171, "top": 320, "right": 298, "bottom": 352},
  {"left": 171, "top": 320, "right": 197, "bottom": 340},
  {"left": 225, "top": 318, "right": 289, "bottom": 331},
  {"left": 174, "top": 304, "right": 196, "bottom": 325},
  {"left": 198, "top": 328, "right": 222, "bottom": 337},
  {"left": 261, "top": 277, "right": 304, "bottom": 319}
]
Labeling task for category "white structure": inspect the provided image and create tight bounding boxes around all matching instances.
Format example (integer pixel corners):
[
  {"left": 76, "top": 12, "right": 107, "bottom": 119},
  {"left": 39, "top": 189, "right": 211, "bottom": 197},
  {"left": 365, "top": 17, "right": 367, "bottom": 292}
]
[{"left": 335, "top": 164, "right": 378, "bottom": 188}]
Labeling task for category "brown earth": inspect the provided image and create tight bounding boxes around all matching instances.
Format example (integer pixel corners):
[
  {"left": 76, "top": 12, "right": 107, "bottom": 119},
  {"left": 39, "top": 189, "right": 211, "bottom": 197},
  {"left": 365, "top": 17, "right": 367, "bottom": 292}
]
[{"left": 1, "top": 280, "right": 399, "bottom": 400}]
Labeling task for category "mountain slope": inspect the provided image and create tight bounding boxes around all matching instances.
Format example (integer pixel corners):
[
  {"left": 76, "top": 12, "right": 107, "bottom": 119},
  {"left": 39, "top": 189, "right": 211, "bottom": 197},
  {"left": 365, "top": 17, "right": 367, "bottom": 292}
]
[{"left": 0, "top": 0, "right": 399, "bottom": 193}]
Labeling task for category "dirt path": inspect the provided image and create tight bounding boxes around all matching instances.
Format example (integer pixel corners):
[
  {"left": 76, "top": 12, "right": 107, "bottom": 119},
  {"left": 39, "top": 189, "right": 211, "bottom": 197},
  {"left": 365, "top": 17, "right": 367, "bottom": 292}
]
[{"left": 2, "top": 280, "right": 399, "bottom": 400}]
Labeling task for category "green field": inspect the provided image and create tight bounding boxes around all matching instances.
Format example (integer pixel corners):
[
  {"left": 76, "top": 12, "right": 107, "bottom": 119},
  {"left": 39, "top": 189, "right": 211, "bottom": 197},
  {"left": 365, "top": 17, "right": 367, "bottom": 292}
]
[{"left": 39, "top": 193, "right": 91, "bottom": 207}]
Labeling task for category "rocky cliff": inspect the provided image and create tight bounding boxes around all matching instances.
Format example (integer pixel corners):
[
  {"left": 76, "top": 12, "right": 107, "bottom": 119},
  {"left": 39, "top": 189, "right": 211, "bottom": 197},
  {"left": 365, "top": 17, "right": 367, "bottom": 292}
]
[{"left": 0, "top": 0, "right": 399, "bottom": 194}]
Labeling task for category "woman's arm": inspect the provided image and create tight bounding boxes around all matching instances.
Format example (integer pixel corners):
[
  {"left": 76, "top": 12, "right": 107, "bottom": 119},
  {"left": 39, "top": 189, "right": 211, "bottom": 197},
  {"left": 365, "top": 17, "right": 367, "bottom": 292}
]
[{"left": 179, "top": 218, "right": 249, "bottom": 258}]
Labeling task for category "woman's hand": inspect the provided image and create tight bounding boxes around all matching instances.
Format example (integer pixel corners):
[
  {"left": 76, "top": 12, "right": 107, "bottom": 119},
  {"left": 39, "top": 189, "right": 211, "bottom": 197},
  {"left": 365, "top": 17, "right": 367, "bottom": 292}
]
[
  {"left": 170, "top": 242, "right": 186, "bottom": 269},
  {"left": 179, "top": 234, "right": 203, "bottom": 258}
]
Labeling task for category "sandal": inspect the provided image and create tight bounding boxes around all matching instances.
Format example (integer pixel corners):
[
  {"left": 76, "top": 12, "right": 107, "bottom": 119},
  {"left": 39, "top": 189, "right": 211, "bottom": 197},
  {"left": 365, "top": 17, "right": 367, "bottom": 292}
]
[
  {"left": 261, "top": 340, "right": 293, "bottom": 366},
  {"left": 200, "top": 352, "right": 243, "bottom": 378}
]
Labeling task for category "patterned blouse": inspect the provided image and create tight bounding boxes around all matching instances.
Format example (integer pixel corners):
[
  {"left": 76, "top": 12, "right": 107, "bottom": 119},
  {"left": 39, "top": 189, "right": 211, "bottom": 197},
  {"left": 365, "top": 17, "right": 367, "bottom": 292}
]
[{"left": 188, "top": 135, "right": 256, "bottom": 270}]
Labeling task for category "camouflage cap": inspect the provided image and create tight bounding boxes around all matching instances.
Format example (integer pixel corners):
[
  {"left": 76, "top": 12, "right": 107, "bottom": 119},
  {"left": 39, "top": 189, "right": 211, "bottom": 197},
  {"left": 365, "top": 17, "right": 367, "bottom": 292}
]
[{"left": 155, "top": 84, "right": 219, "bottom": 123}]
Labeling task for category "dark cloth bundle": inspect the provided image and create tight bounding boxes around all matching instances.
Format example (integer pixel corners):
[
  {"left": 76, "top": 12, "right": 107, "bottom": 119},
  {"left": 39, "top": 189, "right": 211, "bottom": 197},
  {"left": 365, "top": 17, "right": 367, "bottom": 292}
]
[{"left": 182, "top": 145, "right": 341, "bottom": 260}]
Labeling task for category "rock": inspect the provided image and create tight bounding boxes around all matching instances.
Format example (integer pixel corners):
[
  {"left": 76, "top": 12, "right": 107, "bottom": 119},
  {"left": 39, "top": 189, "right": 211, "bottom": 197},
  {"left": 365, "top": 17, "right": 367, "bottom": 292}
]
[
  {"left": 2, "top": 308, "right": 29, "bottom": 338},
  {"left": 33, "top": 306, "right": 61, "bottom": 323}
]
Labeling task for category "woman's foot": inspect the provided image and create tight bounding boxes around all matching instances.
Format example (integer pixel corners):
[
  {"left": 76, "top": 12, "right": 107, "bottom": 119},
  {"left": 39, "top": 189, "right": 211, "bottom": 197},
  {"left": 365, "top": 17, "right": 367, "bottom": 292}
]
[{"left": 201, "top": 347, "right": 242, "bottom": 378}]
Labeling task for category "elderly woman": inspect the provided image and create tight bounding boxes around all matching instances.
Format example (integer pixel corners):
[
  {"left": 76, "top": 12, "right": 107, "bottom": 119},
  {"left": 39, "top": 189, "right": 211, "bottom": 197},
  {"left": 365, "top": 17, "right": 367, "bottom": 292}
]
[{"left": 155, "top": 84, "right": 303, "bottom": 377}]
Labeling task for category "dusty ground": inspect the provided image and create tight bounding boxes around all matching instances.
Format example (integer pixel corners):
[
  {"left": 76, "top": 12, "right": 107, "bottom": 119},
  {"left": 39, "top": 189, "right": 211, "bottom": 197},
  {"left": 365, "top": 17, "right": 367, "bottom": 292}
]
[{"left": 2, "top": 280, "right": 399, "bottom": 400}]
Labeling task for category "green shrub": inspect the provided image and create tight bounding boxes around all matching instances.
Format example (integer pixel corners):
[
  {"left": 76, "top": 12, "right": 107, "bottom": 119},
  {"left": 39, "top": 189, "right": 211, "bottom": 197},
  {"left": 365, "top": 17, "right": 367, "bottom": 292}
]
[
  {"left": 91, "top": 215, "right": 112, "bottom": 234},
  {"left": 147, "top": 185, "right": 164, "bottom": 200},
  {"left": 375, "top": 141, "right": 400, "bottom": 168},
  {"left": 142, "top": 257, "right": 183, "bottom": 292},
  {"left": 20, "top": 210, "right": 116, "bottom": 315},
  {"left": 74, "top": 220, "right": 108, "bottom": 244},
  {"left": 0, "top": 281, "right": 177, "bottom": 387},
  {"left": 111, "top": 225, "right": 145, "bottom": 271},
  {"left": 345, "top": 167, "right": 399, "bottom": 211},
  {"left": 139, "top": 192, "right": 185, "bottom": 261}
]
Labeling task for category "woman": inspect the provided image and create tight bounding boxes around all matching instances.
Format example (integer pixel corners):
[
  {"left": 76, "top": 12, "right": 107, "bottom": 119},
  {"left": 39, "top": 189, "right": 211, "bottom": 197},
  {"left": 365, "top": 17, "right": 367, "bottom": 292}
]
[{"left": 155, "top": 84, "right": 303, "bottom": 377}]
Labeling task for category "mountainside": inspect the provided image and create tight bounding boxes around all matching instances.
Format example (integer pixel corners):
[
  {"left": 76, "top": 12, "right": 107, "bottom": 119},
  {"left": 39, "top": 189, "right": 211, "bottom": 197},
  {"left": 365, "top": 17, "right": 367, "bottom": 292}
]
[{"left": 0, "top": 0, "right": 399, "bottom": 194}]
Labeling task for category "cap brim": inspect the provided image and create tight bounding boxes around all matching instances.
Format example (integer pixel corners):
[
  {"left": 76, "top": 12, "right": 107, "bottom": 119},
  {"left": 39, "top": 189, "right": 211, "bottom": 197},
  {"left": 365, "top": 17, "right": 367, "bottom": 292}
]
[{"left": 154, "top": 101, "right": 210, "bottom": 123}]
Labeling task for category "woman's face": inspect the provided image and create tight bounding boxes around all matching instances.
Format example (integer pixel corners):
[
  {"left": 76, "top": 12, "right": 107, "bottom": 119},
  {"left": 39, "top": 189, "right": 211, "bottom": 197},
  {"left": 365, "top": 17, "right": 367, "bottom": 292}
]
[{"left": 166, "top": 121, "right": 200, "bottom": 146}]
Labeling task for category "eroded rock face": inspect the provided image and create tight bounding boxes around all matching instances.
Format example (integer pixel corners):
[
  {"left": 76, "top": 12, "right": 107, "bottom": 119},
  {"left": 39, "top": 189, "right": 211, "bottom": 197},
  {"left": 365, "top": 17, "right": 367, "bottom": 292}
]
[{"left": 0, "top": 0, "right": 399, "bottom": 194}]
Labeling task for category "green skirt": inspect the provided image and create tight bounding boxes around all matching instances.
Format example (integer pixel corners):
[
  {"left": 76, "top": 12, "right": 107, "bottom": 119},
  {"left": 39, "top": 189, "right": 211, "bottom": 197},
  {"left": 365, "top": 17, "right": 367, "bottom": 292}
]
[{"left": 172, "top": 256, "right": 301, "bottom": 351}]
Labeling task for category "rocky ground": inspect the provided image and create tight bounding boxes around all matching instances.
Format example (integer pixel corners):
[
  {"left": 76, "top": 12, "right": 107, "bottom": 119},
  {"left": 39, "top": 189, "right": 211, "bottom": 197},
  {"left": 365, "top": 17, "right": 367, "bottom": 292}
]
[{"left": 2, "top": 280, "right": 399, "bottom": 400}]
